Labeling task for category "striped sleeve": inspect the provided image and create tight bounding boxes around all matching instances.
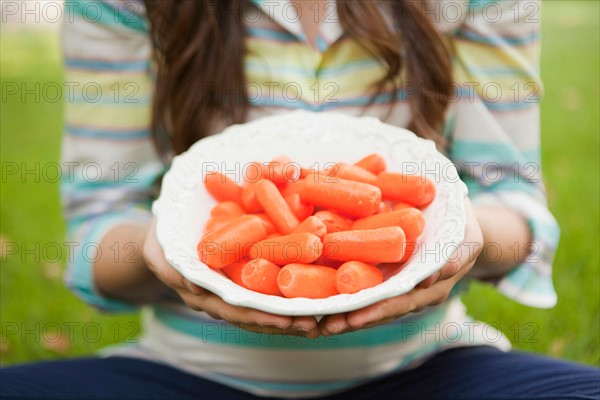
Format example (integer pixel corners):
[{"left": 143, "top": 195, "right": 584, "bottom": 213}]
[
  {"left": 448, "top": 0, "right": 559, "bottom": 308},
  {"left": 60, "top": 0, "right": 165, "bottom": 312}
]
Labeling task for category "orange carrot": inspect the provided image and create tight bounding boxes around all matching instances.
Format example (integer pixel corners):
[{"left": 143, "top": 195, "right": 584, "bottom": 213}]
[
  {"left": 392, "top": 202, "right": 413, "bottom": 211},
  {"left": 278, "top": 179, "right": 305, "bottom": 198},
  {"left": 293, "top": 216, "right": 327, "bottom": 239},
  {"left": 377, "top": 261, "right": 409, "bottom": 280},
  {"left": 241, "top": 258, "right": 283, "bottom": 296},
  {"left": 313, "top": 256, "right": 344, "bottom": 269},
  {"left": 261, "top": 156, "right": 299, "bottom": 184},
  {"left": 351, "top": 208, "right": 425, "bottom": 242},
  {"left": 255, "top": 179, "right": 299, "bottom": 234},
  {"left": 301, "top": 175, "right": 381, "bottom": 217},
  {"left": 254, "top": 213, "right": 278, "bottom": 235},
  {"left": 210, "top": 201, "right": 245, "bottom": 217},
  {"left": 322, "top": 226, "right": 406, "bottom": 263},
  {"left": 203, "top": 216, "right": 237, "bottom": 235},
  {"left": 249, "top": 232, "right": 323, "bottom": 265},
  {"left": 204, "top": 172, "right": 243, "bottom": 204},
  {"left": 299, "top": 167, "right": 313, "bottom": 179},
  {"left": 284, "top": 194, "right": 314, "bottom": 221},
  {"left": 197, "top": 215, "right": 267, "bottom": 269},
  {"left": 277, "top": 263, "right": 338, "bottom": 299},
  {"left": 399, "top": 241, "right": 417, "bottom": 263},
  {"left": 376, "top": 202, "right": 391, "bottom": 214},
  {"left": 354, "top": 153, "right": 386, "bottom": 175},
  {"left": 243, "top": 161, "right": 264, "bottom": 183},
  {"left": 336, "top": 261, "right": 383, "bottom": 294},
  {"left": 313, "top": 210, "right": 353, "bottom": 233},
  {"left": 326, "top": 162, "right": 377, "bottom": 185},
  {"left": 376, "top": 172, "right": 436, "bottom": 207},
  {"left": 241, "top": 181, "right": 263, "bottom": 213},
  {"left": 221, "top": 260, "right": 247, "bottom": 287}
]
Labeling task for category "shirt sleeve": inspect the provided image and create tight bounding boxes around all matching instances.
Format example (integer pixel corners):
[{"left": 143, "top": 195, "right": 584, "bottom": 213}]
[
  {"left": 61, "top": 0, "right": 165, "bottom": 312},
  {"left": 447, "top": 0, "right": 559, "bottom": 308}
]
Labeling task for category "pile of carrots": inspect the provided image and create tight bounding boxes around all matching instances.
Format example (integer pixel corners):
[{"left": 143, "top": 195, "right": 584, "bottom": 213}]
[{"left": 197, "top": 154, "right": 435, "bottom": 299}]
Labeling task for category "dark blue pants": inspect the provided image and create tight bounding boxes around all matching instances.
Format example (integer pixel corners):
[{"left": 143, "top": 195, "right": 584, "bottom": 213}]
[{"left": 1, "top": 346, "right": 598, "bottom": 399}]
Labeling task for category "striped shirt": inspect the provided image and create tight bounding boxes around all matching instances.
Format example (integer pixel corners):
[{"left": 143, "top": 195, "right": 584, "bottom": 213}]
[{"left": 61, "top": 0, "right": 560, "bottom": 397}]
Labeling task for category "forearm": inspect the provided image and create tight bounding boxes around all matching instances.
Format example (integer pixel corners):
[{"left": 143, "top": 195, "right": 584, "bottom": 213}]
[
  {"left": 94, "top": 223, "right": 171, "bottom": 304},
  {"left": 469, "top": 205, "right": 532, "bottom": 280}
]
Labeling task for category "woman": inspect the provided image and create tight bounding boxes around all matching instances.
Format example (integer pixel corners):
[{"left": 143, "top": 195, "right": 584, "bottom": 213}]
[{"left": 2, "top": 0, "right": 598, "bottom": 399}]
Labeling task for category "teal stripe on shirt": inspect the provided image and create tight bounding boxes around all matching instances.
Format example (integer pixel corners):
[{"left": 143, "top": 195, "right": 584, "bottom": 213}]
[
  {"left": 65, "top": 57, "right": 149, "bottom": 72},
  {"left": 67, "top": 0, "right": 148, "bottom": 32},
  {"left": 153, "top": 306, "right": 447, "bottom": 349},
  {"left": 450, "top": 140, "right": 533, "bottom": 163},
  {"left": 66, "top": 125, "right": 150, "bottom": 140},
  {"left": 456, "top": 27, "right": 539, "bottom": 47}
]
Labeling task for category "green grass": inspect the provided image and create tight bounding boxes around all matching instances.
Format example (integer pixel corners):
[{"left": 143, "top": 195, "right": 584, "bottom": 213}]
[{"left": 1, "top": 2, "right": 599, "bottom": 366}]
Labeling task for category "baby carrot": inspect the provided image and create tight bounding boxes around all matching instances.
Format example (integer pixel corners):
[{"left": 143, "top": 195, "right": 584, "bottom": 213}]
[
  {"left": 351, "top": 208, "right": 425, "bottom": 242},
  {"left": 293, "top": 216, "right": 327, "bottom": 239},
  {"left": 241, "top": 181, "right": 263, "bottom": 213},
  {"left": 399, "top": 241, "right": 417, "bottom": 263},
  {"left": 392, "top": 202, "right": 413, "bottom": 211},
  {"left": 203, "top": 216, "right": 237, "bottom": 235},
  {"left": 278, "top": 179, "right": 305, "bottom": 198},
  {"left": 336, "top": 261, "right": 383, "bottom": 294},
  {"left": 221, "top": 260, "right": 247, "bottom": 287},
  {"left": 300, "top": 168, "right": 328, "bottom": 181},
  {"left": 243, "top": 161, "right": 264, "bottom": 183},
  {"left": 377, "top": 202, "right": 391, "bottom": 214},
  {"left": 313, "top": 210, "right": 353, "bottom": 233},
  {"left": 284, "top": 194, "right": 314, "bottom": 221},
  {"left": 277, "top": 263, "right": 339, "bottom": 299},
  {"left": 204, "top": 172, "right": 243, "bottom": 205},
  {"left": 376, "top": 172, "right": 436, "bottom": 207},
  {"left": 249, "top": 232, "right": 323, "bottom": 265},
  {"left": 210, "top": 201, "right": 245, "bottom": 217},
  {"left": 322, "top": 226, "right": 406, "bottom": 263},
  {"left": 299, "top": 167, "right": 313, "bottom": 179},
  {"left": 301, "top": 175, "right": 381, "bottom": 218},
  {"left": 261, "top": 156, "right": 299, "bottom": 184},
  {"left": 197, "top": 215, "right": 267, "bottom": 269},
  {"left": 313, "top": 256, "right": 344, "bottom": 269},
  {"left": 241, "top": 258, "right": 283, "bottom": 296},
  {"left": 326, "top": 163, "right": 377, "bottom": 185},
  {"left": 255, "top": 179, "right": 299, "bottom": 234},
  {"left": 354, "top": 153, "right": 386, "bottom": 175},
  {"left": 254, "top": 213, "right": 278, "bottom": 235}
]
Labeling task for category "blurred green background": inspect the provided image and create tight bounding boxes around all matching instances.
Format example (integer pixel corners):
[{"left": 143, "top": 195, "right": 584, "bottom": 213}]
[{"left": 1, "top": 1, "right": 598, "bottom": 366}]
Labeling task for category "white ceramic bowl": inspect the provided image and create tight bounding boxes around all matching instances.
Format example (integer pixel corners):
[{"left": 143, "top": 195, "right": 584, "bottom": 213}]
[{"left": 153, "top": 111, "right": 468, "bottom": 316}]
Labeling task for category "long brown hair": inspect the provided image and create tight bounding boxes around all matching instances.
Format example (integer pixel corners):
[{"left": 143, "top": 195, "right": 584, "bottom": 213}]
[{"left": 144, "top": 0, "right": 453, "bottom": 156}]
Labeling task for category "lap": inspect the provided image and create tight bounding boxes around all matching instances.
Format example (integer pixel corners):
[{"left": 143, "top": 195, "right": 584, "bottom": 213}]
[
  {"left": 0, "top": 356, "right": 258, "bottom": 400},
  {"left": 1, "top": 347, "right": 598, "bottom": 400},
  {"left": 330, "top": 345, "right": 600, "bottom": 400}
]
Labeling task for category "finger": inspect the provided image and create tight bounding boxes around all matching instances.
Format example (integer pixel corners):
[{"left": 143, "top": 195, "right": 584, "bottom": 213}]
[
  {"left": 346, "top": 294, "right": 418, "bottom": 329},
  {"left": 319, "top": 313, "right": 350, "bottom": 336},
  {"left": 160, "top": 263, "right": 189, "bottom": 291},
  {"left": 437, "top": 200, "right": 482, "bottom": 282},
  {"left": 184, "top": 280, "right": 205, "bottom": 296},
  {"left": 436, "top": 260, "right": 462, "bottom": 282},
  {"left": 417, "top": 271, "right": 440, "bottom": 289},
  {"left": 292, "top": 316, "right": 319, "bottom": 335},
  {"left": 143, "top": 218, "right": 189, "bottom": 291},
  {"left": 234, "top": 323, "right": 314, "bottom": 338},
  {"left": 180, "top": 291, "right": 292, "bottom": 329},
  {"left": 361, "top": 316, "right": 397, "bottom": 330}
]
